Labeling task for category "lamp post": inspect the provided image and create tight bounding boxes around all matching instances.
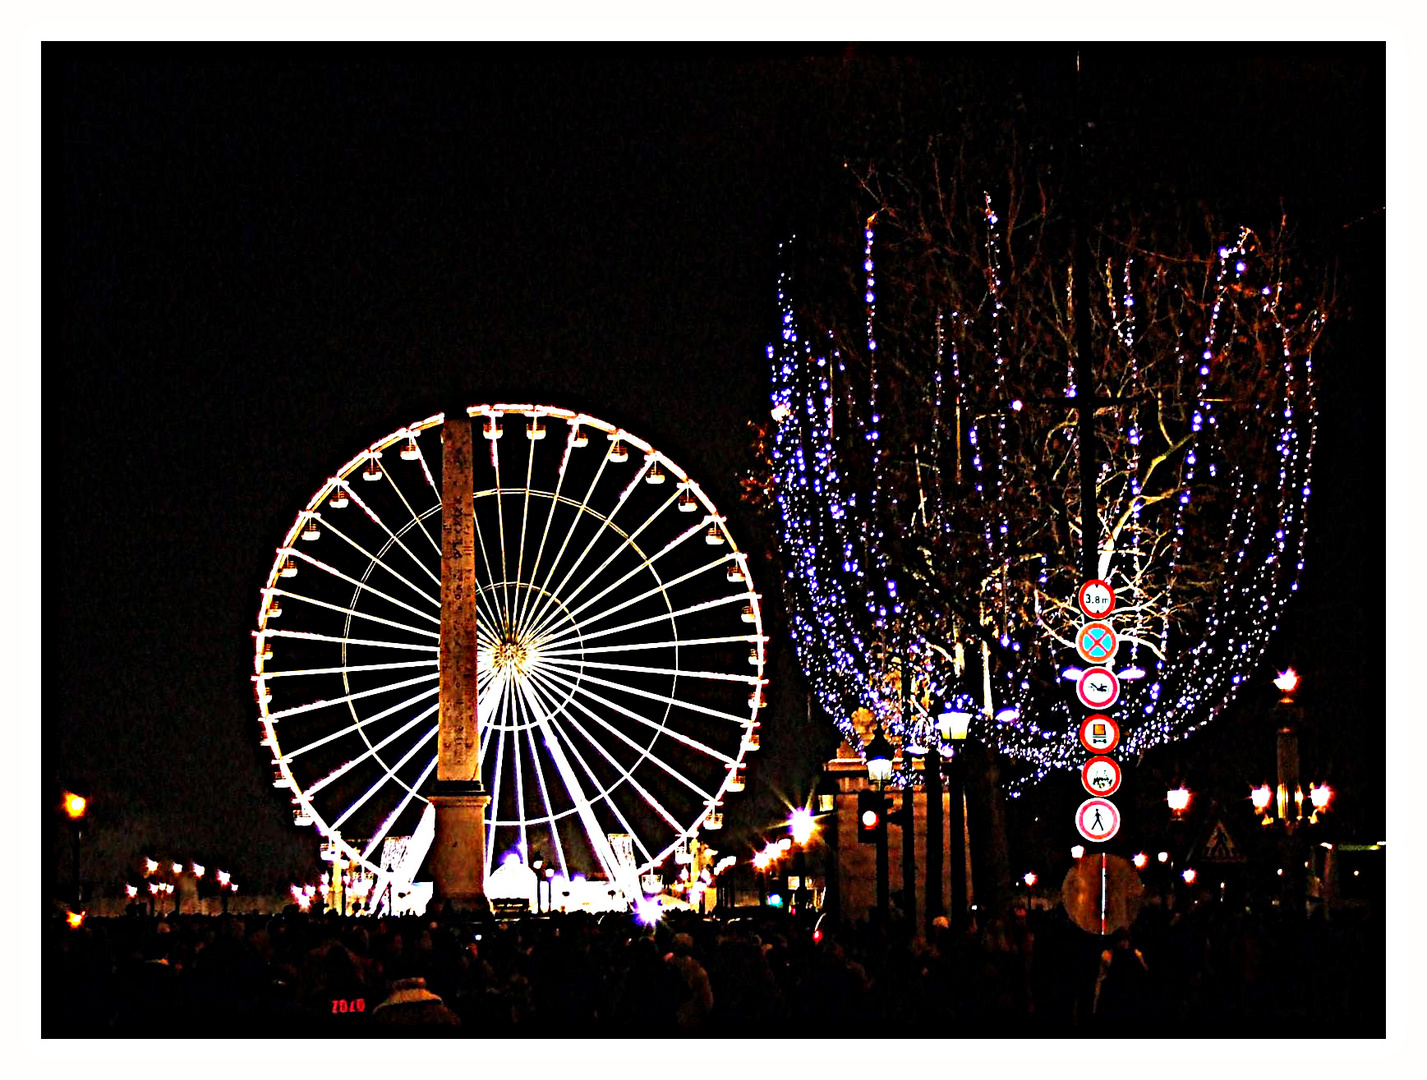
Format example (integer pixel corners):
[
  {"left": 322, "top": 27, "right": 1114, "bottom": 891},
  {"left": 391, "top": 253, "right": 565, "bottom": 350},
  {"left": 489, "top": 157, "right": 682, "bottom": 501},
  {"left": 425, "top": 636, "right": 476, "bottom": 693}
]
[
  {"left": 937, "top": 711, "right": 973, "bottom": 933},
  {"left": 62, "top": 791, "right": 88, "bottom": 909},
  {"left": 865, "top": 723, "right": 894, "bottom": 927}
]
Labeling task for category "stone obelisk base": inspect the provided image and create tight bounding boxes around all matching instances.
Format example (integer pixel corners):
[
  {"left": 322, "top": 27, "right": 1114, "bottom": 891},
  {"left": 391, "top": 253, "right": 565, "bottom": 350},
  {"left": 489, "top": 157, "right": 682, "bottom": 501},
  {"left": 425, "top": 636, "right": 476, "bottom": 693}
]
[{"left": 430, "top": 782, "right": 490, "bottom": 907}]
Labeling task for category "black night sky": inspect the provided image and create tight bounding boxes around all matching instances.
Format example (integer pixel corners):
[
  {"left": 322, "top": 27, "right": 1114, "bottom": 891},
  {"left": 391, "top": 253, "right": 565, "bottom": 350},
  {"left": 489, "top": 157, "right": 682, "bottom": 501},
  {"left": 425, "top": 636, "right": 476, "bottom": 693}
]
[{"left": 49, "top": 47, "right": 1385, "bottom": 895}]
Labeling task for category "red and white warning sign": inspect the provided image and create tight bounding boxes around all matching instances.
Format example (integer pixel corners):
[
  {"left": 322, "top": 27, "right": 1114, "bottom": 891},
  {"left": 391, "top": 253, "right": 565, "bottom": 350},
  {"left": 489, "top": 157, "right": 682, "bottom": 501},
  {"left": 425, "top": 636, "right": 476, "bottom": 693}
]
[
  {"left": 1076, "top": 797, "right": 1121, "bottom": 843},
  {"left": 1079, "top": 714, "right": 1120, "bottom": 754},
  {"left": 1076, "top": 621, "right": 1119, "bottom": 665},
  {"left": 1081, "top": 755, "right": 1122, "bottom": 797},
  {"left": 1078, "top": 579, "right": 1116, "bottom": 618},
  {"left": 1076, "top": 666, "right": 1120, "bottom": 709}
]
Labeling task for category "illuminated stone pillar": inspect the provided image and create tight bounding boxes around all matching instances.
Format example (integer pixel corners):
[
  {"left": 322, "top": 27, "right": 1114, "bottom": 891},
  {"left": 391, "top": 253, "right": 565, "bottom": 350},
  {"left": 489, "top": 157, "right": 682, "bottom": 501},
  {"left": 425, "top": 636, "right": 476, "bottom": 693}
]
[{"left": 431, "top": 410, "right": 490, "bottom": 906}]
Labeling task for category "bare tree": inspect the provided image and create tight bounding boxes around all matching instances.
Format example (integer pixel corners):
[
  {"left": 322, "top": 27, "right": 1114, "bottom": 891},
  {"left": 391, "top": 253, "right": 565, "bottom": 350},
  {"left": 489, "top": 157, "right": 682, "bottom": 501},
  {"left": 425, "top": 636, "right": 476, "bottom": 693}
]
[{"left": 760, "top": 132, "right": 1329, "bottom": 795}]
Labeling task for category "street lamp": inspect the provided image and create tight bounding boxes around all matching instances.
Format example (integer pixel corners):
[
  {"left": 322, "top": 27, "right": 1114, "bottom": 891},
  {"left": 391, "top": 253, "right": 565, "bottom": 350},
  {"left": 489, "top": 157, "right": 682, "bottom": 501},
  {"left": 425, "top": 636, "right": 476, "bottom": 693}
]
[
  {"left": 937, "top": 710, "right": 973, "bottom": 933},
  {"left": 62, "top": 791, "right": 88, "bottom": 909},
  {"left": 1166, "top": 786, "right": 1192, "bottom": 818},
  {"left": 864, "top": 722, "right": 895, "bottom": 926}
]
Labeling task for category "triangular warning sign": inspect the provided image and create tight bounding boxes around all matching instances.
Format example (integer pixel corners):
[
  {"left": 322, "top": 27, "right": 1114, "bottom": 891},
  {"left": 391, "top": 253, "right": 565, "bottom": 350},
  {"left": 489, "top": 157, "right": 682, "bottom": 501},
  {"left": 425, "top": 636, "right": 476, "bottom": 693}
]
[{"left": 1199, "top": 818, "right": 1245, "bottom": 862}]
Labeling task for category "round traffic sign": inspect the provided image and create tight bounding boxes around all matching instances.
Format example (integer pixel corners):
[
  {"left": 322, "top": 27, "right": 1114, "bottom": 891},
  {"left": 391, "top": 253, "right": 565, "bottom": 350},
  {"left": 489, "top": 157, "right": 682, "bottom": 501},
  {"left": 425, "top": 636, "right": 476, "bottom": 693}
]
[
  {"left": 1079, "top": 714, "right": 1120, "bottom": 754},
  {"left": 1076, "top": 666, "right": 1120, "bottom": 709},
  {"left": 1075, "top": 797, "right": 1121, "bottom": 842},
  {"left": 1078, "top": 579, "right": 1116, "bottom": 618},
  {"left": 1075, "top": 621, "right": 1119, "bottom": 665},
  {"left": 1061, "top": 854, "right": 1144, "bottom": 936},
  {"left": 1081, "top": 755, "right": 1122, "bottom": 797}
]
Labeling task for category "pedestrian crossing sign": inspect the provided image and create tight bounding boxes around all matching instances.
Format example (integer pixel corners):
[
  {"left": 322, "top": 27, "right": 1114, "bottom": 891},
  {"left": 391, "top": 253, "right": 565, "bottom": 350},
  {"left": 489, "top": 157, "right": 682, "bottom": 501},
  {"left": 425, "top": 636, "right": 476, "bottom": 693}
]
[{"left": 1198, "top": 818, "right": 1245, "bottom": 862}]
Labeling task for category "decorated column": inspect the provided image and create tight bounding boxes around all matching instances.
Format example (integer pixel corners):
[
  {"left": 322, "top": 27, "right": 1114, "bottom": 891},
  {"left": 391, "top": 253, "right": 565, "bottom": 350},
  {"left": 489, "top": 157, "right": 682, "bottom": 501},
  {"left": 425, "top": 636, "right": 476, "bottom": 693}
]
[{"left": 431, "top": 409, "right": 490, "bottom": 905}]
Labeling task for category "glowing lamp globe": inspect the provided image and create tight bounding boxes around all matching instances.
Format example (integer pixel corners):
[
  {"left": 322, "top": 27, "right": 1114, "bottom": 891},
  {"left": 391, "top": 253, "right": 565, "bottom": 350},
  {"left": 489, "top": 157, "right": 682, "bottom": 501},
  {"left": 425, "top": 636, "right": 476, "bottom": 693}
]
[
  {"left": 1070, "top": 845, "right": 1086, "bottom": 859},
  {"left": 1251, "top": 785, "right": 1273, "bottom": 810},
  {"left": 1274, "top": 668, "right": 1300, "bottom": 695},
  {"left": 1166, "top": 787, "right": 1192, "bottom": 813},
  {"left": 789, "top": 807, "right": 816, "bottom": 845},
  {"left": 864, "top": 724, "right": 895, "bottom": 783},
  {"left": 1182, "top": 868, "right": 1197, "bottom": 884},
  {"left": 63, "top": 793, "right": 87, "bottom": 820},
  {"left": 1309, "top": 784, "right": 1333, "bottom": 810},
  {"left": 1022, "top": 872, "right": 1037, "bottom": 887},
  {"left": 1132, "top": 853, "right": 1148, "bottom": 869}
]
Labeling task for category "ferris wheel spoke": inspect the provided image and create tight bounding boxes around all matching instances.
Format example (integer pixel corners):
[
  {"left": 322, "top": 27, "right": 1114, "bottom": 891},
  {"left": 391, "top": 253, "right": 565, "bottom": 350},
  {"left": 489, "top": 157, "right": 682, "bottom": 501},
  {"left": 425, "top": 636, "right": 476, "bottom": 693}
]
[
  {"left": 520, "top": 675, "right": 663, "bottom": 873},
  {"left": 329, "top": 722, "right": 439, "bottom": 832},
  {"left": 263, "top": 588, "right": 440, "bottom": 639},
  {"left": 261, "top": 628, "right": 439, "bottom": 654},
  {"left": 283, "top": 548, "right": 441, "bottom": 626},
  {"left": 539, "top": 591, "right": 753, "bottom": 653},
  {"left": 532, "top": 550, "right": 736, "bottom": 649},
  {"left": 538, "top": 656, "right": 761, "bottom": 686},
  {"left": 488, "top": 433, "right": 516, "bottom": 633},
  {"left": 470, "top": 494, "right": 511, "bottom": 631},
  {"left": 303, "top": 700, "right": 441, "bottom": 798},
  {"left": 511, "top": 670, "right": 626, "bottom": 891},
  {"left": 360, "top": 753, "right": 439, "bottom": 863},
  {"left": 339, "top": 481, "right": 443, "bottom": 582},
  {"left": 541, "top": 633, "right": 764, "bottom": 658},
  {"left": 520, "top": 455, "right": 655, "bottom": 643},
  {"left": 510, "top": 432, "right": 539, "bottom": 633},
  {"left": 519, "top": 450, "right": 614, "bottom": 652},
  {"left": 313, "top": 513, "right": 442, "bottom": 605},
  {"left": 523, "top": 673, "right": 682, "bottom": 863},
  {"left": 259, "top": 658, "right": 438, "bottom": 680},
  {"left": 264, "top": 670, "right": 440, "bottom": 723},
  {"left": 282, "top": 683, "right": 441, "bottom": 761},
  {"left": 513, "top": 425, "right": 581, "bottom": 638},
  {"left": 510, "top": 685, "right": 571, "bottom": 879},
  {"left": 522, "top": 481, "right": 681, "bottom": 645},
  {"left": 380, "top": 459, "right": 444, "bottom": 568},
  {"left": 523, "top": 667, "right": 718, "bottom": 803},
  {"left": 531, "top": 661, "right": 739, "bottom": 763}
]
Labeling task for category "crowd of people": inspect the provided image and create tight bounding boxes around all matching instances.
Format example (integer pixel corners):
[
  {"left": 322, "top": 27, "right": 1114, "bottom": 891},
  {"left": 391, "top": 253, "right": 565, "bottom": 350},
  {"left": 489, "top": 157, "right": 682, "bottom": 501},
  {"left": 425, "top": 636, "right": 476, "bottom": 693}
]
[{"left": 44, "top": 895, "right": 1381, "bottom": 1038}]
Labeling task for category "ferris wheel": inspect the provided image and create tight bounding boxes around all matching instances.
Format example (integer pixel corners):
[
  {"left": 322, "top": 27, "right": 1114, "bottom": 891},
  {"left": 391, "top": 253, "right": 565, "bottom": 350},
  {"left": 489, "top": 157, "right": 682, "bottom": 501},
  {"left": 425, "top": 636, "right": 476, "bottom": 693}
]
[{"left": 254, "top": 405, "right": 767, "bottom": 886}]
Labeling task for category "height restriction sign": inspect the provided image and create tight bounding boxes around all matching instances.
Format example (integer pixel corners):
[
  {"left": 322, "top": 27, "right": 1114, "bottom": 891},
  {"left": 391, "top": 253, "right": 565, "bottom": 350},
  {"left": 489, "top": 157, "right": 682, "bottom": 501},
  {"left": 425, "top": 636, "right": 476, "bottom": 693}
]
[
  {"left": 1076, "top": 797, "right": 1121, "bottom": 843},
  {"left": 1076, "top": 666, "right": 1120, "bottom": 710},
  {"left": 1078, "top": 579, "right": 1116, "bottom": 618},
  {"left": 1076, "top": 621, "right": 1119, "bottom": 665}
]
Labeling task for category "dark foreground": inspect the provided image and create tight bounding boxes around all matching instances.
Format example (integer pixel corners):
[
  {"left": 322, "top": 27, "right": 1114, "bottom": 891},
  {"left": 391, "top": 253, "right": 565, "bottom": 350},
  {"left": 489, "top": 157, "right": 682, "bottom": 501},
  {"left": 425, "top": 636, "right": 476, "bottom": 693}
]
[{"left": 44, "top": 899, "right": 1383, "bottom": 1039}]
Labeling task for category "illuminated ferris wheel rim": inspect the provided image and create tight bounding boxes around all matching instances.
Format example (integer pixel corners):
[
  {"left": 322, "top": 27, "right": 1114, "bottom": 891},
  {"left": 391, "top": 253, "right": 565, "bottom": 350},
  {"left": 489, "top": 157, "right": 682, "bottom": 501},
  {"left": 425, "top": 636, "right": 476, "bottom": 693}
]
[{"left": 253, "top": 404, "right": 768, "bottom": 882}]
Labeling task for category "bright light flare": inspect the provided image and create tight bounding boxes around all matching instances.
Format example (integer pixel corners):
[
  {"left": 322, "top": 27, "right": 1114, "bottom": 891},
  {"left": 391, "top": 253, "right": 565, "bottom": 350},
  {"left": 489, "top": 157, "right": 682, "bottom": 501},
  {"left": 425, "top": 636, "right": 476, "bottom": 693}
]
[
  {"left": 1182, "top": 868, "right": 1197, "bottom": 884},
  {"left": 1274, "top": 668, "right": 1300, "bottom": 694},
  {"left": 788, "top": 807, "right": 816, "bottom": 845},
  {"left": 143, "top": 858, "right": 158, "bottom": 875},
  {"left": 1309, "top": 784, "right": 1333, "bottom": 810},
  {"left": 1070, "top": 845, "right": 1085, "bottom": 859},
  {"left": 171, "top": 862, "right": 183, "bottom": 876},
  {"left": 634, "top": 896, "right": 663, "bottom": 927},
  {"left": 216, "top": 869, "right": 231, "bottom": 887},
  {"left": 1166, "top": 786, "right": 1192, "bottom": 812},
  {"left": 191, "top": 863, "right": 205, "bottom": 878},
  {"left": 65, "top": 910, "right": 85, "bottom": 929},
  {"left": 1250, "top": 785, "right": 1272, "bottom": 810},
  {"left": 63, "top": 792, "right": 87, "bottom": 819},
  {"left": 1022, "top": 872, "right": 1037, "bottom": 887},
  {"left": 125, "top": 884, "right": 138, "bottom": 898},
  {"left": 1132, "top": 853, "right": 1148, "bottom": 869}
]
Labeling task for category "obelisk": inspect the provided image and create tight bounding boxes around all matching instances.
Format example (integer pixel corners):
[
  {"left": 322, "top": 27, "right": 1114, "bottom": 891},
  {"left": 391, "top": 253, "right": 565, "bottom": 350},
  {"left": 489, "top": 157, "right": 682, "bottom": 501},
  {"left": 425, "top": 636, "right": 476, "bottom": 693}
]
[{"left": 430, "top": 410, "right": 489, "bottom": 905}]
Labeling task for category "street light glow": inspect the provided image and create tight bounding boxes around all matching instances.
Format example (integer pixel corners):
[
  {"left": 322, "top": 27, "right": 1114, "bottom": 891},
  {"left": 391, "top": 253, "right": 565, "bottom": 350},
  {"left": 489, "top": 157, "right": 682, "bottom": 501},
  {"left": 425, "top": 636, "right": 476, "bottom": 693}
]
[
  {"left": 1251, "top": 785, "right": 1273, "bottom": 810},
  {"left": 1273, "top": 668, "right": 1300, "bottom": 694},
  {"left": 789, "top": 807, "right": 816, "bottom": 845},
  {"left": 63, "top": 792, "right": 88, "bottom": 819},
  {"left": 1070, "top": 845, "right": 1085, "bottom": 859},
  {"left": 1182, "top": 868, "right": 1197, "bottom": 884},
  {"left": 1132, "top": 852, "right": 1148, "bottom": 869},
  {"left": 1166, "top": 786, "right": 1192, "bottom": 813},
  {"left": 1309, "top": 783, "right": 1333, "bottom": 810}
]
